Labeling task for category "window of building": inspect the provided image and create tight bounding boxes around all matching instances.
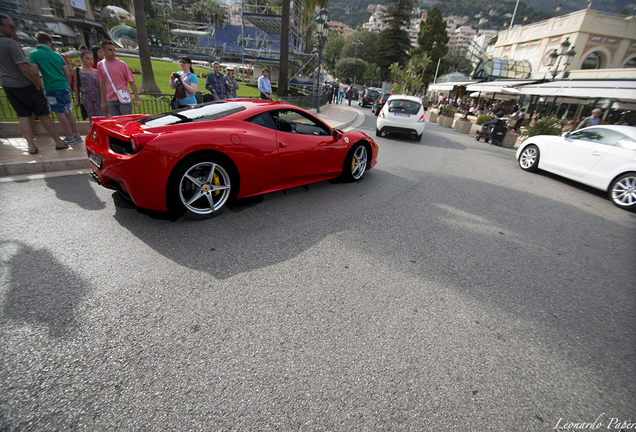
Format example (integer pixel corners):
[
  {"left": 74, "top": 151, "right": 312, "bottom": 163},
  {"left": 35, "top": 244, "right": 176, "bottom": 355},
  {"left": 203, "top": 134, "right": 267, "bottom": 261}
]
[
  {"left": 581, "top": 52, "right": 601, "bottom": 69},
  {"left": 624, "top": 57, "right": 636, "bottom": 68}
]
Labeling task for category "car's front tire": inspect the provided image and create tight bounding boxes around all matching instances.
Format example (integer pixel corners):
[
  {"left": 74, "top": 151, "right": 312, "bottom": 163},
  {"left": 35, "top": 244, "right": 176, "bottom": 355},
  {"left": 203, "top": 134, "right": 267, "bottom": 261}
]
[
  {"left": 518, "top": 144, "right": 540, "bottom": 172},
  {"left": 609, "top": 172, "right": 636, "bottom": 211},
  {"left": 341, "top": 143, "right": 368, "bottom": 182},
  {"left": 168, "top": 155, "right": 236, "bottom": 217}
]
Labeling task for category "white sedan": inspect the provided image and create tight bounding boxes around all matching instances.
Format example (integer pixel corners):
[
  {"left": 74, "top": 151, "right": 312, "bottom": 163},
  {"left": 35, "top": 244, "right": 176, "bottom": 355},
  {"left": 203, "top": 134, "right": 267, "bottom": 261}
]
[
  {"left": 516, "top": 125, "right": 636, "bottom": 210},
  {"left": 376, "top": 95, "right": 425, "bottom": 141}
]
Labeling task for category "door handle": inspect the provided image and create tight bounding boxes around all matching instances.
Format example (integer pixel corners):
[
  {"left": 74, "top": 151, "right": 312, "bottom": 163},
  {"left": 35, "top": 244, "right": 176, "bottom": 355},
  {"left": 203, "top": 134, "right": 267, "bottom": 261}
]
[{"left": 279, "top": 142, "right": 287, "bottom": 148}]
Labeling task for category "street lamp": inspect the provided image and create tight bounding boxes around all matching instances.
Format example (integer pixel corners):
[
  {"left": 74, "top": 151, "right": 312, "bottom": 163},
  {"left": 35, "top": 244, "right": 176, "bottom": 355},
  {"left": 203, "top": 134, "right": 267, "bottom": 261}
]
[
  {"left": 314, "top": 7, "right": 329, "bottom": 113},
  {"left": 432, "top": 41, "right": 441, "bottom": 84},
  {"left": 547, "top": 37, "right": 576, "bottom": 80}
]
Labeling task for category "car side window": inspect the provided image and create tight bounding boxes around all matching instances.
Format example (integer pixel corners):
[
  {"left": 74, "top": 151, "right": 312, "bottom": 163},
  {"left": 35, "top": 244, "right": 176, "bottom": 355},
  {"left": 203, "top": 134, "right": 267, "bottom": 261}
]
[
  {"left": 570, "top": 128, "right": 625, "bottom": 146},
  {"left": 248, "top": 113, "right": 277, "bottom": 130},
  {"left": 274, "top": 110, "right": 330, "bottom": 136}
]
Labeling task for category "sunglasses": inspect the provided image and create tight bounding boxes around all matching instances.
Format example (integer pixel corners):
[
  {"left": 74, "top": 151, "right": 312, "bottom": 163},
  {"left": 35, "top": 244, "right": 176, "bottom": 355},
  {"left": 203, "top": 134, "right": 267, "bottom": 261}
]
[{"left": 179, "top": 60, "right": 189, "bottom": 64}]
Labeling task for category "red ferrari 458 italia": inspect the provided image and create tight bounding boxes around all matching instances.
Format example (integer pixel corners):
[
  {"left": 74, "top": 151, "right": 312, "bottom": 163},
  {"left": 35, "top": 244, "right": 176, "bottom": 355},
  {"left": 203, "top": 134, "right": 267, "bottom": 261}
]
[{"left": 85, "top": 99, "right": 379, "bottom": 217}]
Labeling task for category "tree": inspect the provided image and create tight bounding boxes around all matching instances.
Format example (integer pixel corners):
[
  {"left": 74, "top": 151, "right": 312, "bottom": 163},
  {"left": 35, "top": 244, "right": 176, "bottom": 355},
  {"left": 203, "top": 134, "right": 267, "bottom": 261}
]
[
  {"left": 192, "top": 1, "right": 226, "bottom": 26},
  {"left": 334, "top": 57, "right": 368, "bottom": 84},
  {"left": 277, "top": 0, "right": 290, "bottom": 96},
  {"left": 340, "top": 28, "right": 379, "bottom": 66},
  {"left": 413, "top": 6, "right": 449, "bottom": 86},
  {"left": 302, "top": 0, "right": 329, "bottom": 53},
  {"left": 133, "top": 0, "right": 160, "bottom": 93},
  {"left": 322, "top": 32, "right": 345, "bottom": 71},
  {"left": 375, "top": 0, "right": 414, "bottom": 79}
]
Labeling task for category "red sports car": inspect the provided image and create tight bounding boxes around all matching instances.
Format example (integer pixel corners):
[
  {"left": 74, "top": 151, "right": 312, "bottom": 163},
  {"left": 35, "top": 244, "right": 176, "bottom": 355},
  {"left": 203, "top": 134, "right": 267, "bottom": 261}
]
[{"left": 85, "top": 99, "right": 379, "bottom": 217}]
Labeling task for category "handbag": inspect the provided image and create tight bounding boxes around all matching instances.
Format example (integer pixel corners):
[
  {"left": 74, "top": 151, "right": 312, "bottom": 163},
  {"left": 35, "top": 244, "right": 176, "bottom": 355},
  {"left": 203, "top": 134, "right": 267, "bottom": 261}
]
[
  {"left": 75, "top": 67, "right": 88, "bottom": 120},
  {"left": 102, "top": 61, "right": 132, "bottom": 104}
]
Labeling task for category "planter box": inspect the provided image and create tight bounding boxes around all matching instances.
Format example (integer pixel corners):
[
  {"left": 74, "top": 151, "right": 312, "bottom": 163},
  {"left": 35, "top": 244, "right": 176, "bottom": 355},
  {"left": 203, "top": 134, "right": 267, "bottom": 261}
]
[
  {"left": 452, "top": 119, "right": 472, "bottom": 133},
  {"left": 426, "top": 111, "right": 438, "bottom": 122},
  {"left": 502, "top": 132, "right": 519, "bottom": 148},
  {"left": 470, "top": 123, "right": 483, "bottom": 136},
  {"left": 437, "top": 115, "right": 454, "bottom": 128}
]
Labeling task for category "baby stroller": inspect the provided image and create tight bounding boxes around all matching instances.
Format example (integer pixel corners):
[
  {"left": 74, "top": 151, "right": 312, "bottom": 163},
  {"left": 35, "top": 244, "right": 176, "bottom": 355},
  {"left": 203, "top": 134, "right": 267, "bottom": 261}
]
[{"left": 475, "top": 119, "right": 508, "bottom": 146}]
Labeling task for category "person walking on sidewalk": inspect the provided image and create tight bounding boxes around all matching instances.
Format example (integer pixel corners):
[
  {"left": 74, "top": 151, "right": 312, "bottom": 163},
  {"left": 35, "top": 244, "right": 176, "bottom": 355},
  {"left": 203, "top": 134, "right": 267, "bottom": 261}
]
[
  {"left": 29, "top": 31, "right": 83, "bottom": 146},
  {"left": 97, "top": 39, "right": 141, "bottom": 116},
  {"left": 0, "top": 15, "right": 67, "bottom": 153}
]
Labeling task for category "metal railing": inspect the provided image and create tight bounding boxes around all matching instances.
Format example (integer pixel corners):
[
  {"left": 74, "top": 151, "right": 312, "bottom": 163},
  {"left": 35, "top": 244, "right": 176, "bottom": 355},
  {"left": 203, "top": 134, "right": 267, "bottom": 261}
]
[{"left": 0, "top": 90, "right": 331, "bottom": 120}]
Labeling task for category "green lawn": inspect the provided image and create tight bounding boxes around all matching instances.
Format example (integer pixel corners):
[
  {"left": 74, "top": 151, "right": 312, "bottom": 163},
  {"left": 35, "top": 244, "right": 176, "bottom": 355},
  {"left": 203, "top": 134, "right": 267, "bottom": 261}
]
[{"left": 118, "top": 57, "right": 261, "bottom": 97}]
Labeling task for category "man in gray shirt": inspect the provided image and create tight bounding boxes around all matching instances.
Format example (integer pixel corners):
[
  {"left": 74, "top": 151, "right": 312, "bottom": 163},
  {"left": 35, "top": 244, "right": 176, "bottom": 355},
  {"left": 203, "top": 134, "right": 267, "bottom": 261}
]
[{"left": 0, "top": 13, "right": 66, "bottom": 153}]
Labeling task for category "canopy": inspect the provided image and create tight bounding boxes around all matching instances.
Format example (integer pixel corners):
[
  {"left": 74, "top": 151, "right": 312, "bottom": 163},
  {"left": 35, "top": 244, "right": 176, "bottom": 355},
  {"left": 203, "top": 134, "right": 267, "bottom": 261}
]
[
  {"left": 466, "top": 80, "right": 535, "bottom": 93},
  {"left": 518, "top": 80, "right": 636, "bottom": 102},
  {"left": 428, "top": 80, "right": 479, "bottom": 91},
  {"left": 45, "top": 21, "right": 76, "bottom": 37}
]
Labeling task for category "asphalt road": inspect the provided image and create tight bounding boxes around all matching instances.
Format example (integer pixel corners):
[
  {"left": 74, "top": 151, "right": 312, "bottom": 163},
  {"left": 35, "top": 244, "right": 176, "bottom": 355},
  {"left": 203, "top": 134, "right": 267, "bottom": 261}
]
[{"left": 1, "top": 108, "right": 634, "bottom": 431}]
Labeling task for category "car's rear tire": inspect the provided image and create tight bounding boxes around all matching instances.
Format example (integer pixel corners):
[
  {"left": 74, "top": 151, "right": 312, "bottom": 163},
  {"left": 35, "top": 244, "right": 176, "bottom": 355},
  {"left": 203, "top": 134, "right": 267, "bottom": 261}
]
[
  {"left": 609, "top": 172, "right": 636, "bottom": 211},
  {"left": 414, "top": 133, "right": 422, "bottom": 142},
  {"left": 518, "top": 144, "right": 540, "bottom": 172},
  {"left": 341, "top": 143, "right": 368, "bottom": 182},
  {"left": 168, "top": 155, "right": 236, "bottom": 218},
  {"left": 375, "top": 128, "right": 382, "bottom": 137},
  {"left": 475, "top": 135, "right": 480, "bottom": 141}
]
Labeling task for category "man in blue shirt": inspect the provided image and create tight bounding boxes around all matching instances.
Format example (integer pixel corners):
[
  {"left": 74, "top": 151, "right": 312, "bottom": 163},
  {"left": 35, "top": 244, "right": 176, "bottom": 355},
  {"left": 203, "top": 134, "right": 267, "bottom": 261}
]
[
  {"left": 205, "top": 61, "right": 225, "bottom": 100},
  {"left": 257, "top": 68, "right": 272, "bottom": 100}
]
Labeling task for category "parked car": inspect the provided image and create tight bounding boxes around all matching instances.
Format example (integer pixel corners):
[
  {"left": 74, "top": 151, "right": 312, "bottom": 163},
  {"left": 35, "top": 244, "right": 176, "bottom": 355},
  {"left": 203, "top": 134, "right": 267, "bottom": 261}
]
[
  {"left": 516, "top": 125, "right": 636, "bottom": 210},
  {"left": 376, "top": 95, "right": 426, "bottom": 141},
  {"left": 371, "top": 93, "right": 392, "bottom": 115},
  {"left": 358, "top": 88, "right": 380, "bottom": 107},
  {"left": 86, "top": 100, "right": 379, "bottom": 218},
  {"left": 351, "top": 84, "right": 363, "bottom": 101}
]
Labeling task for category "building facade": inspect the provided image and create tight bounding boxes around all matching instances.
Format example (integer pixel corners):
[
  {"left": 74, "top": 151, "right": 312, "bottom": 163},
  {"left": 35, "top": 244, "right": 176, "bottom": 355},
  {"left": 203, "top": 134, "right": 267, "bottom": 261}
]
[{"left": 492, "top": 8, "right": 636, "bottom": 80}]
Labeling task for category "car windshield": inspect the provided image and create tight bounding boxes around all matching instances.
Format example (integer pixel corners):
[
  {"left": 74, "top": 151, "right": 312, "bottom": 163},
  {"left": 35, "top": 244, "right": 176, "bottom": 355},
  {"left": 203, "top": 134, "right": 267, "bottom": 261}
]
[
  {"left": 136, "top": 102, "right": 246, "bottom": 127},
  {"left": 387, "top": 100, "right": 421, "bottom": 115},
  {"left": 366, "top": 90, "right": 379, "bottom": 99}
]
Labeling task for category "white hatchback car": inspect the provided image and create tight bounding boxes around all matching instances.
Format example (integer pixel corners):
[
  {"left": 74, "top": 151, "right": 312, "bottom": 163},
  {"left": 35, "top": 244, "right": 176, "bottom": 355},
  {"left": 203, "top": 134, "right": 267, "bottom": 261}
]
[
  {"left": 376, "top": 95, "right": 425, "bottom": 141},
  {"left": 516, "top": 125, "right": 636, "bottom": 210}
]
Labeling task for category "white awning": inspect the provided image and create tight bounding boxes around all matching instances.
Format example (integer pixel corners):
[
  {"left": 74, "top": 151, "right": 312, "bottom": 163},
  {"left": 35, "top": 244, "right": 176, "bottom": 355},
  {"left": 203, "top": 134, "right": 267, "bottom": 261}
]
[
  {"left": 465, "top": 80, "right": 534, "bottom": 93},
  {"left": 428, "top": 80, "right": 479, "bottom": 91},
  {"left": 518, "top": 80, "right": 636, "bottom": 102},
  {"left": 45, "top": 21, "right": 77, "bottom": 37}
]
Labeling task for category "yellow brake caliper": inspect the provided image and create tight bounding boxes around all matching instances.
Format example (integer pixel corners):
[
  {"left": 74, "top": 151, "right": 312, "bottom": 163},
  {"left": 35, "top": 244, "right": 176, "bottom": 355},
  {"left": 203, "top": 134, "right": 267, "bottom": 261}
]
[{"left": 212, "top": 172, "right": 221, "bottom": 197}]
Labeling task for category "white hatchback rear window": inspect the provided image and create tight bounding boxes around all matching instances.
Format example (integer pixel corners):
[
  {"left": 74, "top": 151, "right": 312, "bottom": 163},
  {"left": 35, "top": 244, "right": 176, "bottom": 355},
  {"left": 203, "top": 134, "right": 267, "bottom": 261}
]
[{"left": 387, "top": 100, "right": 421, "bottom": 115}]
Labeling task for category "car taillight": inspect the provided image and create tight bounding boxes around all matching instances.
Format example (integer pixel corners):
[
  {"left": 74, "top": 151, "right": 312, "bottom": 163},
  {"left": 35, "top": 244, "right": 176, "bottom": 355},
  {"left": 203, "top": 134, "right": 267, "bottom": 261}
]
[
  {"left": 379, "top": 109, "right": 385, "bottom": 118},
  {"left": 417, "top": 114, "right": 425, "bottom": 123},
  {"left": 130, "top": 133, "right": 158, "bottom": 153}
]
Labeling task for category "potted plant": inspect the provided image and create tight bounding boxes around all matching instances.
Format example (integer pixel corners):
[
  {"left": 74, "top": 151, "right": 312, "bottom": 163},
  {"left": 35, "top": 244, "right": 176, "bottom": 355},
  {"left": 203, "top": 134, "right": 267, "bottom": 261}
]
[
  {"left": 453, "top": 112, "right": 472, "bottom": 133},
  {"left": 437, "top": 107, "right": 455, "bottom": 128}
]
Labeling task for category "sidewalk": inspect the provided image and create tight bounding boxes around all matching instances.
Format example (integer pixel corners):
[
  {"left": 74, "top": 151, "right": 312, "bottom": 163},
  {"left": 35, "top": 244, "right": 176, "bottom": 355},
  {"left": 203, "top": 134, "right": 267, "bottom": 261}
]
[{"left": 0, "top": 103, "right": 359, "bottom": 178}]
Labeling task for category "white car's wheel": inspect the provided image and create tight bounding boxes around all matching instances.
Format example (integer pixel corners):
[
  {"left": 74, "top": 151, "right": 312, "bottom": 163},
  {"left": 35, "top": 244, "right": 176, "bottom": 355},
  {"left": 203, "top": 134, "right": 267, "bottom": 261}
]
[
  {"left": 609, "top": 173, "right": 636, "bottom": 211},
  {"left": 518, "top": 145, "right": 540, "bottom": 172}
]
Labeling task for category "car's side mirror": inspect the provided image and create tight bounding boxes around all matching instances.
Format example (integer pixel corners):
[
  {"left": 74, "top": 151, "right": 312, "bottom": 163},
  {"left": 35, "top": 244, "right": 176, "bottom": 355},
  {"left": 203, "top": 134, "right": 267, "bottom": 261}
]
[
  {"left": 333, "top": 129, "right": 341, "bottom": 140},
  {"left": 563, "top": 132, "right": 571, "bottom": 138}
]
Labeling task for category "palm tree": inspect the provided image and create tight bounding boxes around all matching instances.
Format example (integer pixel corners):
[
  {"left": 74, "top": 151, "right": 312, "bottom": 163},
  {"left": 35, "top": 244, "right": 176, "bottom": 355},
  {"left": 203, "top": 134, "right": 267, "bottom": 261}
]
[
  {"left": 133, "top": 0, "right": 161, "bottom": 93},
  {"left": 193, "top": 1, "right": 227, "bottom": 26},
  {"left": 302, "top": 0, "right": 328, "bottom": 53}
]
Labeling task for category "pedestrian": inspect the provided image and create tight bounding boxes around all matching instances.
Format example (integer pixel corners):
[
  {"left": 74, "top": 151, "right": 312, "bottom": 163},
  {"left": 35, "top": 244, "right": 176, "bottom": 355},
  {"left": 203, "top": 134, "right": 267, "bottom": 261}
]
[
  {"left": 73, "top": 49, "right": 104, "bottom": 122},
  {"left": 205, "top": 61, "right": 225, "bottom": 100},
  {"left": 29, "top": 31, "right": 83, "bottom": 146},
  {"left": 97, "top": 39, "right": 141, "bottom": 116},
  {"left": 332, "top": 81, "right": 339, "bottom": 104},
  {"left": 575, "top": 108, "right": 603, "bottom": 130},
  {"left": 224, "top": 67, "right": 238, "bottom": 99},
  {"left": 347, "top": 82, "right": 353, "bottom": 106},
  {"left": 338, "top": 82, "right": 345, "bottom": 104},
  {"left": 0, "top": 14, "right": 67, "bottom": 153},
  {"left": 257, "top": 68, "right": 272, "bottom": 100},
  {"left": 90, "top": 45, "right": 104, "bottom": 70},
  {"left": 169, "top": 56, "right": 198, "bottom": 108}
]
